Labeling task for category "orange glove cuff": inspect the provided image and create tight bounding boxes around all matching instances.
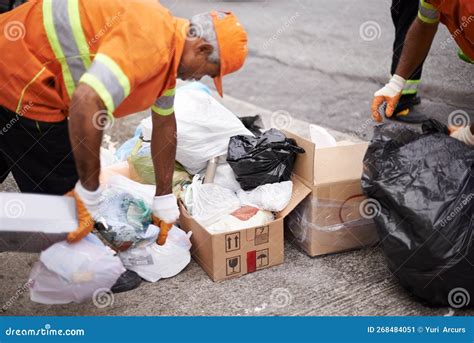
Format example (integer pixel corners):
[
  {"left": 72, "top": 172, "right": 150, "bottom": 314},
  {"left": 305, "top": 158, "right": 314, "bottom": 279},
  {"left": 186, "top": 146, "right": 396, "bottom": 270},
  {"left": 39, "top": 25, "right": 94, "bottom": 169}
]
[
  {"left": 66, "top": 191, "right": 95, "bottom": 243},
  {"left": 152, "top": 215, "right": 173, "bottom": 246}
]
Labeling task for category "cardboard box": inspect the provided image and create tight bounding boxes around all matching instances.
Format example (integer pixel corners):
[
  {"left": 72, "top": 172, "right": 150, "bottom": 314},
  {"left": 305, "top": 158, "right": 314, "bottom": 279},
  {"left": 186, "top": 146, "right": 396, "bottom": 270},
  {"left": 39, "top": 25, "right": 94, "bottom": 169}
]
[
  {"left": 283, "top": 130, "right": 379, "bottom": 257},
  {"left": 0, "top": 193, "right": 78, "bottom": 253},
  {"left": 179, "top": 178, "right": 311, "bottom": 281}
]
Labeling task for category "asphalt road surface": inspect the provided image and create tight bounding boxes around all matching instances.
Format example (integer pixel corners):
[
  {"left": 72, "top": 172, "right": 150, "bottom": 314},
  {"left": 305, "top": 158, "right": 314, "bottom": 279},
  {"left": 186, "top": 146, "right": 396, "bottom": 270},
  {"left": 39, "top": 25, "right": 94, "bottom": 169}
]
[
  {"left": 0, "top": 0, "right": 473, "bottom": 317},
  {"left": 164, "top": 0, "right": 473, "bottom": 140}
]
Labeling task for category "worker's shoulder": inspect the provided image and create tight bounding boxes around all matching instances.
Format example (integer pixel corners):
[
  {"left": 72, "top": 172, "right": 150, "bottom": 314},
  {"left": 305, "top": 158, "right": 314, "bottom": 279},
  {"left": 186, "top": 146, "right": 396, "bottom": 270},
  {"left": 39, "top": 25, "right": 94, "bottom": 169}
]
[
  {"left": 100, "top": 0, "right": 172, "bottom": 17},
  {"left": 81, "top": 0, "right": 173, "bottom": 20}
]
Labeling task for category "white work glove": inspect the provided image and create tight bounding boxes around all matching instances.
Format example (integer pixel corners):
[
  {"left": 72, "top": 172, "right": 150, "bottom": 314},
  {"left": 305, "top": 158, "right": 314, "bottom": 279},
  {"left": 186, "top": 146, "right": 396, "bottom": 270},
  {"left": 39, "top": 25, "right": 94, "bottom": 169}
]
[
  {"left": 371, "top": 75, "right": 406, "bottom": 123},
  {"left": 152, "top": 194, "right": 180, "bottom": 224},
  {"left": 74, "top": 181, "right": 104, "bottom": 218},
  {"left": 152, "top": 194, "right": 180, "bottom": 246},
  {"left": 450, "top": 126, "right": 474, "bottom": 146}
]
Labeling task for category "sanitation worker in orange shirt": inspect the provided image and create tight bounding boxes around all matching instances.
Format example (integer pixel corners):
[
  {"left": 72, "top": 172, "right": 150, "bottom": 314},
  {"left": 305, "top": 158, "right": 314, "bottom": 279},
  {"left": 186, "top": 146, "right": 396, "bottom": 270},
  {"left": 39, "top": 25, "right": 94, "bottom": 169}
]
[{"left": 0, "top": 0, "right": 248, "bottom": 290}]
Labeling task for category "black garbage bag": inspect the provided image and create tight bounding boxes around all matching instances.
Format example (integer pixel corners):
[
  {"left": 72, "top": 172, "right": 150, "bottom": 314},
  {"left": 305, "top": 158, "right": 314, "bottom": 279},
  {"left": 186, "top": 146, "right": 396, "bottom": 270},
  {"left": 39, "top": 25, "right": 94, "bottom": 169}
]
[
  {"left": 227, "top": 128, "right": 305, "bottom": 191},
  {"left": 238, "top": 115, "right": 264, "bottom": 136},
  {"left": 361, "top": 119, "right": 474, "bottom": 307}
]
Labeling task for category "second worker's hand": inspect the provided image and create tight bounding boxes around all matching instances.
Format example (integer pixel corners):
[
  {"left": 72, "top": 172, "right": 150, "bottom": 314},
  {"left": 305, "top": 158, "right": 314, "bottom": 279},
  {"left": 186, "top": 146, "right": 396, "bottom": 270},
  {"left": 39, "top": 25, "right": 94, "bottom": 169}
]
[{"left": 371, "top": 75, "right": 406, "bottom": 122}]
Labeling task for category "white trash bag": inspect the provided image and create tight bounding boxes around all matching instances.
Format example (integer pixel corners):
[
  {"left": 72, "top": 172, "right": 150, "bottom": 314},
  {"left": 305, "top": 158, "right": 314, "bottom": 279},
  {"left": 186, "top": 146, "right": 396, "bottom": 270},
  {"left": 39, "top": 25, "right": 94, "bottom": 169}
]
[
  {"left": 174, "top": 89, "right": 253, "bottom": 174},
  {"left": 29, "top": 235, "right": 125, "bottom": 305},
  {"left": 119, "top": 226, "right": 192, "bottom": 283},
  {"left": 237, "top": 181, "right": 293, "bottom": 212}
]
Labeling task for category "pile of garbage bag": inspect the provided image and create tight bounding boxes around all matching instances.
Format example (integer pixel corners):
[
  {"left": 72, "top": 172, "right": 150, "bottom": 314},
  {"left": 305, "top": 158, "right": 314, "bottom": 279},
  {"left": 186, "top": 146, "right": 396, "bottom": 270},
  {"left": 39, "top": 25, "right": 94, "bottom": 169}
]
[
  {"left": 361, "top": 119, "right": 474, "bottom": 307},
  {"left": 26, "top": 82, "right": 305, "bottom": 304},
  {"left": 110, "top": 83, "right": 304, "bottom": 235},
  {"left": 29, "top": 175, "right": 192, "bottom": 305}
]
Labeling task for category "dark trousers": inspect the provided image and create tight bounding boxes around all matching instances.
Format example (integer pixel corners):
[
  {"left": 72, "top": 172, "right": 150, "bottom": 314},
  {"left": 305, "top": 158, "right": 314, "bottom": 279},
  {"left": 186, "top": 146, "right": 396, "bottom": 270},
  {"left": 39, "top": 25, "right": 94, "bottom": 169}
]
[
  {"left": 0, "top": 106, "right": 78, "bottom": 195},
  {"left": 391, "top": 0, "right": 424, "bottom": 84}
]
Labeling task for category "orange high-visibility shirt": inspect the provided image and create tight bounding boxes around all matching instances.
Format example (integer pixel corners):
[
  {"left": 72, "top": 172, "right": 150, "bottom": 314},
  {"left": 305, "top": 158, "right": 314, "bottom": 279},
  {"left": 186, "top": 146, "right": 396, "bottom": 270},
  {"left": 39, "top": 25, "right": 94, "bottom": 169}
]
[
  {"left": 420, "top": 0, "right": 474, "bottom": 60},
  {"left": 0, "top": 0, "right": 187, "bottom": 122}
]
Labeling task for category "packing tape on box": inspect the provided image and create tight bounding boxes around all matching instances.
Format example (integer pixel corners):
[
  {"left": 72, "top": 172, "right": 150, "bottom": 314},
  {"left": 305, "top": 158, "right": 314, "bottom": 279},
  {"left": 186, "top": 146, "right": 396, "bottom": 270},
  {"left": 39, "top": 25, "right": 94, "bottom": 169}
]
[{"left": 285, "top": 196, "right": 376, "bottom": 246}]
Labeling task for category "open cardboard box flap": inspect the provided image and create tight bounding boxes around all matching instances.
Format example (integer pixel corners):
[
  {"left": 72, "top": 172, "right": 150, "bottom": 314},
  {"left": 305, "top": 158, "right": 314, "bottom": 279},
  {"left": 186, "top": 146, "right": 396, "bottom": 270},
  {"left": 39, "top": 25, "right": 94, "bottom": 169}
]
[
  {"left": 284, "top": 130, "right": 368, "bottom": 187},
  {"left": 277, "top": 177, "right": 311, "bottom": 218}
]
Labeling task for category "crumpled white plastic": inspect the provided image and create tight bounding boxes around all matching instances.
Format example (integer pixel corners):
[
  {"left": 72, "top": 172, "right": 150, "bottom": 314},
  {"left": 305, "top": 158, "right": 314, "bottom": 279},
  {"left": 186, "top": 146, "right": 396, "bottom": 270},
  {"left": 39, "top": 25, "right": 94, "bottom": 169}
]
[
  {"left": 237, "top": 181, "right": 293, "bottom": 212},
  {"left": 206, "top": 210, "right": 274, "bottom": 234},
  {"left": 119, "top": 226, "right": 192, "bottom": 282},
  {"left": 213, "top": 162, "right": 242, "bottom": 192},
  {"left": 188, "top": 175, "right": 241, "bottom": 227},
  {"left": 309, "top": 124, "right": 337, "bottom": 148},
  {"left": 29, "top": 235, "right": 125, "bottom": 304}
]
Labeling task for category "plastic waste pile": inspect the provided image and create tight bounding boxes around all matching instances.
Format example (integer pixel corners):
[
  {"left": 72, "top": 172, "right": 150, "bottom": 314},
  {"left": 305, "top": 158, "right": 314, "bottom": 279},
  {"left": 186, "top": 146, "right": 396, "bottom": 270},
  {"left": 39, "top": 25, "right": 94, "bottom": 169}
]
[
  {"left": 29, "top": 175, "right": 192, "bottom": 304},
  {"left": 107, "top": 83, "right": 304, "bottom": 235},
  {"left": 27, "top": 82, "right": 305, "bottom": 304}
]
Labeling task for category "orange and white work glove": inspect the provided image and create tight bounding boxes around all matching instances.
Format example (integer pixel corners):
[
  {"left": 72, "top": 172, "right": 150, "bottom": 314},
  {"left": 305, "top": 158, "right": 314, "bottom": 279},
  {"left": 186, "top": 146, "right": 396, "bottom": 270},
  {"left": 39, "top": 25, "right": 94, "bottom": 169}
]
[
  {"left": 152, "top": 194, "right": 180, "bottom": 246},
  {"left": 450, "top": 126, "right": 474, "bottom": 146},
  {"left": 371, "top": 75, "right": 406, "bottom": 122},
  {"left": 66, "top": 182, "right": 104, "bottom": 243}
]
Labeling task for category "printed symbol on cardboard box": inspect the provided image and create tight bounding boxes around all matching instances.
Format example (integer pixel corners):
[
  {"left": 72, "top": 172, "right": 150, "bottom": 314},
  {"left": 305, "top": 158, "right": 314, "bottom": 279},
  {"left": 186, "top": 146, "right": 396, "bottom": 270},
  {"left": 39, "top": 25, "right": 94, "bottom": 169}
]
[
  {"left": 226, "top": 256, "right": 241, "bottom": 276},
  {"left": 225, "top": 232, "right": 240, "bottom": 253},
  {"left": 255, "top": 226, "right": 269, "bottom": 245},
  {"left": 256, "top": 249, "right": 269, "bottom": 269}
]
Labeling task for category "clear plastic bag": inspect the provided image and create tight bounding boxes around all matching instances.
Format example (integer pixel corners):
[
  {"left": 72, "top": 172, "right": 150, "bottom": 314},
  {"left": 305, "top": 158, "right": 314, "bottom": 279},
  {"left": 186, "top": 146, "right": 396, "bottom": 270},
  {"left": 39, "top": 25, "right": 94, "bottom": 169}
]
[
  {"left": 95, "top": 189, "right": 156, "bottom": 251},
  {"left": 128, "top": 139, "right": 155, "bottom": 185},
  {"left": 286, "top": 196, "right": 378, "bottom": 254},
  {"left": 127, "top": 138, "right": 191, "bottom": 194}
]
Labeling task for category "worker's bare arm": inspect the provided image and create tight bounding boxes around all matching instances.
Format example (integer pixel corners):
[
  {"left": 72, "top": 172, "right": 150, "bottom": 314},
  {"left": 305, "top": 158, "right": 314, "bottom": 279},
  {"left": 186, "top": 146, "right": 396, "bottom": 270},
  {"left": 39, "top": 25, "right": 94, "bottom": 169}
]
[
  {"left": 69, "top": 83, "right": 106, "bottom": 191},
  {"left": 396, "top": 17, "right": 438, "bottom": 79},
  {"left": 151, "top": 113, "right": 177, "bottom": 196}
]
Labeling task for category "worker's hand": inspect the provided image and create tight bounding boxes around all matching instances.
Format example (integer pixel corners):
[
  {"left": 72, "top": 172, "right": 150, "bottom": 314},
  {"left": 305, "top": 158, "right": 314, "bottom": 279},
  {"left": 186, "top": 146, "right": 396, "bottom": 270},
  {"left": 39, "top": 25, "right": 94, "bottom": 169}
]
[
  {"left": 74, "top": 181, "right": 104, "bottom": 217},
  {"left": 65, "top": 190, "right": 95, "bottom": 243},
  {"left": 371, "top": 75, "right": 406, "bottom": 122},
  {"left": 450, "top": 126, "right": 474, "bottom": 146},
  {"left": 152, "top": 194, "right": 179, "bottom": 245}
]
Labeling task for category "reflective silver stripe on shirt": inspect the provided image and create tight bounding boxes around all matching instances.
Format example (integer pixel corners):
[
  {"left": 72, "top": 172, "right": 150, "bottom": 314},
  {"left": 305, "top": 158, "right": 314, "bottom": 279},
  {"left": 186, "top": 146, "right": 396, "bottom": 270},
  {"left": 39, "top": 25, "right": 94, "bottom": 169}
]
[
  {"left": 51, "top": 0, "right": 88, "bottom": 85},
  {"left": 419, "top": 1, "right": 439, "bottom": 21},
  {"left": 154, "top": 94, "right": 175, "bottom": 111},
  {"left": 87, "top": 59, "right": 125, "bottom": 109}
]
